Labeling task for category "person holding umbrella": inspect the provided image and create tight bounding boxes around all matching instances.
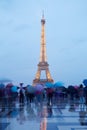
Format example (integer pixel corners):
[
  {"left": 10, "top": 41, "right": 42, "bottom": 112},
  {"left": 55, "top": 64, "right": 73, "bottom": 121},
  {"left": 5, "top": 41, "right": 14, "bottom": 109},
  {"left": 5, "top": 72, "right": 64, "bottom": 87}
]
[
  {"left": 45, "top": 82, "right": 54, "bottom": 105},
  {"left": 35, "top": 84, "right": 44, "bottom": 105},
  {"left": 78, "top": 84, "right": 85, "bottom": 109},
  {"left": 83, "top": 79, "right": 87, "bottom": 106},
  {"left": 19, "top": 83, "right": 25, "bottom": 104},
  {"left": 0, "top": 83, "right": 5, "bottom": 110},
  {"left": 4, "top": 83, "right": 13, "bottom": 108},
  {"left": 25, "top": 85, "right": 35, "bottom": 104},
  {"left": 11, "top": 85, "right": 18, "bottom": 105}
]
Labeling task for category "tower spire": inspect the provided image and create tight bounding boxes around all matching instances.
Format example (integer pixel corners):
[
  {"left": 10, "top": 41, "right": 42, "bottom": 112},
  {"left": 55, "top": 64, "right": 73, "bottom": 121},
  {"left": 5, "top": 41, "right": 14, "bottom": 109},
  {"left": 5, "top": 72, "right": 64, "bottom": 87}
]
[
  {"left": 33, "top": 14, "right": 54, "bottom": 86},
  {"left": 40, "top": 12, "right": 47, "bottom": 62}
]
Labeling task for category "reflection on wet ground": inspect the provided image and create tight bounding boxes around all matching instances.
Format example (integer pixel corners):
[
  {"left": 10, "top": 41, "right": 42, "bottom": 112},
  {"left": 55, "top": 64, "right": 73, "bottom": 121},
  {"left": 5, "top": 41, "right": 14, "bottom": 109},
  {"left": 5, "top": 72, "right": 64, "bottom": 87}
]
[{"left": 0, "top": 99, "right": 87, "bottom": 130}]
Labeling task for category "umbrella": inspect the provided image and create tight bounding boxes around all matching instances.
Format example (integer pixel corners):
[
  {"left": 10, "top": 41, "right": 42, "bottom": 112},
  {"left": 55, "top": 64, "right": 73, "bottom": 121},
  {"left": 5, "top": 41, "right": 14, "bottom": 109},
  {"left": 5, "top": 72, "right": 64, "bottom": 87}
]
[
  {"left": 6, "top": 83, "right": 13, "bottom": 88},
  {"left": 74, "top": 85, "right": 79, "bottom": 89},
  {"left": 27, "top": 85, "right": 35, "bottom": 93},
  {"left": 5, "top": 83, "right": 13, "bottom": 96},
  {"left": 68, "top": 85, "right": 76, "bottom": 93},
  {"left": 84, "top": 86, "right": 87, "bottom": 92},
  {"left": 0, "top": 83, "right": 5, "bottom": 89},
  {"left": 11, "top": 86, "right": 18, "bottom": 92},
  {"left": 83, "top": 79, "right": 87, "bottom": 86},
  {"left": 35, "top": 84, "right": 44, "bottom": 92},
  {"left": 45, "top": 82, "right": 53, "bottom": 88},
  {"left": 54, "top": 81, "right": 64, "bottom": 88}
]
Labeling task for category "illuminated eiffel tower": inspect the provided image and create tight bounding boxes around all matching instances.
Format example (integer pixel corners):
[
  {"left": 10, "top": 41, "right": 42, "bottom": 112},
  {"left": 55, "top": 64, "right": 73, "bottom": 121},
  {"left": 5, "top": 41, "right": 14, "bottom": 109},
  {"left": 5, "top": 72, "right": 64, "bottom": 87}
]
[{"left": 33, "top": 14, "right": 54, "bottom": 86}]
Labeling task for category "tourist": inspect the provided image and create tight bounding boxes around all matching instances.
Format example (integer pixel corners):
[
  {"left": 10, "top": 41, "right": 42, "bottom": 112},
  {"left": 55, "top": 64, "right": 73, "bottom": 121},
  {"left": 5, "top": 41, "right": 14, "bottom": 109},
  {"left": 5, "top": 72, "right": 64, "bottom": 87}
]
[{"left": 19, "top": 83, "right": 25, "bottom": 104}]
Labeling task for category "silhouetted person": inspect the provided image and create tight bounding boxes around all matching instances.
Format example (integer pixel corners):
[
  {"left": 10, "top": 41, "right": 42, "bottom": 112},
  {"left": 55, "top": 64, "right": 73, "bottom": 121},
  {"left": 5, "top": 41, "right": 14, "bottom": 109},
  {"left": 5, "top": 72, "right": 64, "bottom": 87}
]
[
  {"left": 78, "top": 84, "right": 85, "bottom": 106},
  {"left": 84, "top": 86, "right": 87, "bottom": 106},
  {"left": 19, "top": 83, "right": 25, "bottom": 104},
  {"left": 46, "top": 88, "right": 53, "bottom": 105},
  {"left": 67, "top": 85, "right": 76, "bottom": 101}
]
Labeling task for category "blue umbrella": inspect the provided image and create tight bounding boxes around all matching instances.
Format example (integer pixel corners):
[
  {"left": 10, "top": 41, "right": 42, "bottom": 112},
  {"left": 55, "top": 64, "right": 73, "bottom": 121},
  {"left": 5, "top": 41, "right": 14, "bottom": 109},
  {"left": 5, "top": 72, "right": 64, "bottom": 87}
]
[
  {"left": 83, "top": 79, "right": 87, "bottom": 86},
  {"left": 0, "top": 83, "right": 5, "bottom": 89},
  {"left": 11, "top": 86, "right": 18, "bottom": 92},
  {"left": 27, "top": 85, "right": 36, "bottom": 93},
  {"left": 54, "top": 81, "right": 64, "bottom": 88},
  {"left": 45, "top": 82, "right": 53, "bottom": 88}
]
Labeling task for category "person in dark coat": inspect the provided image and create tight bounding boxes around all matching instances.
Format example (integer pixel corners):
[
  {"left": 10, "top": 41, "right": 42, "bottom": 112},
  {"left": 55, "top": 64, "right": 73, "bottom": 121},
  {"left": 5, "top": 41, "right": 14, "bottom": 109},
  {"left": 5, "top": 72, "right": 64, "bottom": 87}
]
[
  {"left": 84, "top": 86, "right": 87, "bottom": 106},
  {"left": 19, "top": 83, "right": 25, "bottom": 104},
  {"left": 46, "top": 88, "right": 54, "bottom": 105}
]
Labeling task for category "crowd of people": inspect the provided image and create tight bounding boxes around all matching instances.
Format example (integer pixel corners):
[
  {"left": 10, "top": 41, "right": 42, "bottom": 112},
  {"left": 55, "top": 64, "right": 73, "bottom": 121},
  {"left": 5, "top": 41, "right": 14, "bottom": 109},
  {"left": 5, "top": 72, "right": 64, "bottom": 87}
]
[{"left": 0, "top": 82, "right": 87, "bottom": 109}]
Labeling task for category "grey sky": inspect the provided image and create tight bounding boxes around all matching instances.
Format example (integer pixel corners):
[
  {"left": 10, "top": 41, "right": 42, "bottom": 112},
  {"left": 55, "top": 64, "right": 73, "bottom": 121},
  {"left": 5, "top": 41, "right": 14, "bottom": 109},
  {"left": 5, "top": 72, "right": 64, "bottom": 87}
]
[{"left": 0, "top": 0, "right": 87, "bottom": 86}]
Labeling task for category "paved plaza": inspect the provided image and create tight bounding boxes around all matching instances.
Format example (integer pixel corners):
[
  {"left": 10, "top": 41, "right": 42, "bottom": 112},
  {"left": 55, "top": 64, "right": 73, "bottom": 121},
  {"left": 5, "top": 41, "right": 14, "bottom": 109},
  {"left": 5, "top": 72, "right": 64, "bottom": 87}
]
[{"left": 0, "top": 99, "right": 87, "bottom": 130}]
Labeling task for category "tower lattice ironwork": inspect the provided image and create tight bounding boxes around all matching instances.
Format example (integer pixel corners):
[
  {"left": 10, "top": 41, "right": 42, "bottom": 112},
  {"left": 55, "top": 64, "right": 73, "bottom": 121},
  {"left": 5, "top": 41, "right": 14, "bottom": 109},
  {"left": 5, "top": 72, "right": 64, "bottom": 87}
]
[{"left": 33, "top": 14, "right": 54, "bottom": 86}]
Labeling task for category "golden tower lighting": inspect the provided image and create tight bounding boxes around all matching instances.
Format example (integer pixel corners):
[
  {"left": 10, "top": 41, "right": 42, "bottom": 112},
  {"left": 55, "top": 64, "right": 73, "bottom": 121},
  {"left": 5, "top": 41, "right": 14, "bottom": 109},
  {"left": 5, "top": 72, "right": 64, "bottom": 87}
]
[{"left": 33, "top": 14, "right": 54, "bottom": 86}]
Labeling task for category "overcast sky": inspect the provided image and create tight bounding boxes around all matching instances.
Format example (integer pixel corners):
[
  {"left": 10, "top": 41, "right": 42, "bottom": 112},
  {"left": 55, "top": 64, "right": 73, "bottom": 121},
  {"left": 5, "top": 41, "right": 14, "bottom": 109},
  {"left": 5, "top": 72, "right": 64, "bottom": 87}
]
[{"left": 0, "top": 0, "right": 87, "bottom": 86}]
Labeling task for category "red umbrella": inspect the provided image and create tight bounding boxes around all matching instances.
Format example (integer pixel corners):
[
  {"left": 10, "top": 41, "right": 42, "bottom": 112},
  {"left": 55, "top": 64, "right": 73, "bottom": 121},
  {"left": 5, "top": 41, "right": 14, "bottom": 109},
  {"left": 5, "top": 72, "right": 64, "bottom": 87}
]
[
  {"left": 6, "top": 83, "right": 13, "bottom": 88},
  {"left": 5, "top": 83, "right": 13, "bottom": 97}
]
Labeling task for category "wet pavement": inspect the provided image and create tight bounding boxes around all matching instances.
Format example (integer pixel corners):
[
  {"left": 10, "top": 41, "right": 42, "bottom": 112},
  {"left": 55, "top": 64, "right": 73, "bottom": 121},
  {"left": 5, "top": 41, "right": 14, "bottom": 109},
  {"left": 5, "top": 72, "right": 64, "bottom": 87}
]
[{"left": 0, "top": 99, "right": 87, "bottom": 130}]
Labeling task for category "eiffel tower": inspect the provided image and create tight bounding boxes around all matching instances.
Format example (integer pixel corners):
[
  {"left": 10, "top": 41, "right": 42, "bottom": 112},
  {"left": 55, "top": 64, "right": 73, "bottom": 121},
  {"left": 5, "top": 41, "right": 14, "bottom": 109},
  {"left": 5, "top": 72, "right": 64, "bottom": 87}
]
[{"left": 33, "top": 14, "right": 54, "bottom": 86}]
